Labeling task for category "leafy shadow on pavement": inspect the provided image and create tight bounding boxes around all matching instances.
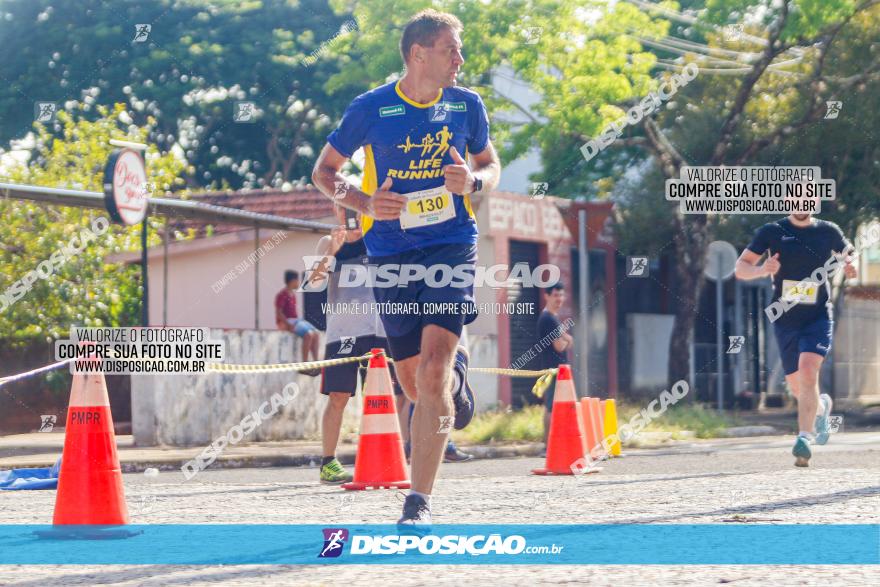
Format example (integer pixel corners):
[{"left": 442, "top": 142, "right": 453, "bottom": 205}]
[
  {"left": 574, "top": 471, "right": 745, "bottom": 487},
  {"left": 611, "top": 485, "right": 880, "bottom": 524},
  {"left": 153, "top": 483, "right": 316, "bottom": 499},
  {"left": 6, "top": 565, "right": 286, "bottom": 587}
]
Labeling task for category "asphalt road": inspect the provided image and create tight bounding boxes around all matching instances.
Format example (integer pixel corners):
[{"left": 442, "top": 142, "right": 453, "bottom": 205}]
[{"left": 1, "top": 432, "right": 878, "bottom": 586}]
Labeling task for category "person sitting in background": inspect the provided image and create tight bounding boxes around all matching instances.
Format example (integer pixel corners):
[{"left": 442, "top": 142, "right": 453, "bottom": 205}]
[{"left": 276, "top": 270, "right": 320, "bottom": 370}]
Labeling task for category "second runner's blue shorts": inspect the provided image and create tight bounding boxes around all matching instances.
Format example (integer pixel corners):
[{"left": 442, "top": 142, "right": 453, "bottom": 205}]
[{"left": 772, "top": 317, "right": 833, "bottom": 376}]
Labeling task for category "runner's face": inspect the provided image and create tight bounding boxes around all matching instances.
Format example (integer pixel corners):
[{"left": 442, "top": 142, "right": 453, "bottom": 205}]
[
  {"left": 425, "top": 28, "right": 464, "bottom": 86},
  {"left": 786, "top": 183, "right": 817, "bottom": 223}
]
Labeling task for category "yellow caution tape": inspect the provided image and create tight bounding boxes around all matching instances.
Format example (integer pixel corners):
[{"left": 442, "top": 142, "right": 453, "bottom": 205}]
[
  {"left": 206, "top": 352, "right": 558, "bottom": 397},
  {"left": 2, "top": 348, "right": 559, "bottom": 400},
  {"left": 206, "top": 352, "right": 375, "bottom": 374}
]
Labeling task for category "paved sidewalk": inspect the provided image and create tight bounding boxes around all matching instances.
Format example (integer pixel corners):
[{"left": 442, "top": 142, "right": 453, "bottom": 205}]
[
  {"left": 3, "top": 404, "right": 875, "bottom": 473},
  {"left": 733, "top": 405, "right": 880, "bottom": 433},
  {"left": 0, "top": 432, "right": 543, "bottom": 473},
  {"left": 1, "top": 432, "right": 878, "bottom": 585}
]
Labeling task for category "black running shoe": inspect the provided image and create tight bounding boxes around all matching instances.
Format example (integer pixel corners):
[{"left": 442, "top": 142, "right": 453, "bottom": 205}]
[
  {"left": 397, "top": 494, "right": 432, "bottom": 529},
  {"left": 452, "top": 346, "right": 475, "bottom": 430}
]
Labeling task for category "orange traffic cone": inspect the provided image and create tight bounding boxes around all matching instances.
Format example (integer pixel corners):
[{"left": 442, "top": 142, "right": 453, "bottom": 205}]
[
  {"left": 595, "top": 398, "right": 606, "bottom": 455},
  {"left": 587, "top": 397, "right": 605, "bottom": 458},
  {"left": 53, "top": 370, "right": 130, "bottom": 528},
  {"left": 533, "top": 365, "right": 594, "bottom": 475},
  {"left": 581, "top": 397, "right": 602, "bottom": 459},
  {"left": 342, "top": 349, "right": 410, "bottom": 490},
  {"left": 575, "top": 396, "right": 590, "bottom": 457}
]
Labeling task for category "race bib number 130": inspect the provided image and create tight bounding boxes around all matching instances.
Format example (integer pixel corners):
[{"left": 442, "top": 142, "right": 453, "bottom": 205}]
[{"left": 399, "top": 186, "right": 455, "bottom": 230}]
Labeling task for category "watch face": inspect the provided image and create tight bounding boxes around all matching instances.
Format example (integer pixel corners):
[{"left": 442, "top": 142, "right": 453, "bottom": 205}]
[{"left": 344, "top": 208, "right": 359, "bottom": 229}]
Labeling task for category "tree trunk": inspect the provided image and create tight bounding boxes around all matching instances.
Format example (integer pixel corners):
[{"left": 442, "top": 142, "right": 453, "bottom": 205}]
[{"left": 667, "top": 214, "right": 710, "bottom": 388}]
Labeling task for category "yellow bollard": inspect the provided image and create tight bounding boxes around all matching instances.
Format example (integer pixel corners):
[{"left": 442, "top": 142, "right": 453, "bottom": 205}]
[{"left": 603, "top": 398, "right": 622, "bottom": 456}]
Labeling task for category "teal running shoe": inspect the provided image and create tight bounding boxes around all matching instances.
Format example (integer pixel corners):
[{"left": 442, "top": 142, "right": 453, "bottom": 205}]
[
  {"left": 792, "top": 436, "right": 812, "bottom": 467},
  {"left": 815, "top": 393, "right": 833, "bottom": 446}
]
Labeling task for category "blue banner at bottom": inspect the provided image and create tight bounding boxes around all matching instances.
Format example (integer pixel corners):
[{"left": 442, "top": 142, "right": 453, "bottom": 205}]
[{"left": 0, "top": 524, "right": 877, "bottom": 565}]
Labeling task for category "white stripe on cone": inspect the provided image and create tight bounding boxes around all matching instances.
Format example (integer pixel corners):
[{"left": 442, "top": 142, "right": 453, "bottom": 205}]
[
  {"left": 360, "top": 413, "right": 401, "bottom": 435},
  {"left": 363, "top": 361, "right": 393, "bottom": 397},
  {"left": 553, "top": 376, "right": 577, "bottom": 404},
  {"left": 68, "top": 373, "right": 111, "bottom": 407}
]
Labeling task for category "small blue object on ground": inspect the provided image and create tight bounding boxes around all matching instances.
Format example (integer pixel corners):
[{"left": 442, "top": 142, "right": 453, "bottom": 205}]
[{"left": 0, "top": 458, "right": 61, "bottom": 490}]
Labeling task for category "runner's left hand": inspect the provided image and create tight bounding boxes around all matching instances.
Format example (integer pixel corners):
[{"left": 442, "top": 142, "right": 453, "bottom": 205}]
[
  {"left": 443, "top": 147, "right": 475, "bottom": 194},
  {"left": 844, "top": 262, "right": 857, "bottom": 279}
]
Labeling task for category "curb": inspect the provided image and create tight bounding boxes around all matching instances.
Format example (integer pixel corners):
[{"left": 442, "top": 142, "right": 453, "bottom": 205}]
[{"left": 718, "top": 425, "right": 778, "bottom": 438}]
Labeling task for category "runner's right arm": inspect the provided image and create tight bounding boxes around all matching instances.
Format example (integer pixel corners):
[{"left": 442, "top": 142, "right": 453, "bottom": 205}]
[
  {"left": 735, "top": 249, "right": 779, "bottom": 280},
  {"left": 735, "top": 224, "right": 779, "bottom": 280},
  {"left": 312, "top": 144, "right": 406, "bottom": 220}
]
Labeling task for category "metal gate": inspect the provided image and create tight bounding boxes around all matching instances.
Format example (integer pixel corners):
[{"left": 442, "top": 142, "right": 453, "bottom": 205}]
[
  {"left": 571, "top": 247, "right": 609, "bottom": 396},
  {"left": 508, "top": 240, "right": 542, "bottom": 408}
]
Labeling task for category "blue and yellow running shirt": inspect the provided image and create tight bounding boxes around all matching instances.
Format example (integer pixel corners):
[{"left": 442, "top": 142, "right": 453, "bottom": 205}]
[{"left": 327, "top": 80, "right": 490, "bottom": 257}]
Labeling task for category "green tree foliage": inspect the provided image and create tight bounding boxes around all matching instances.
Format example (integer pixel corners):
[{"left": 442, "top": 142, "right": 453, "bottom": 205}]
[
  {"left": 328, "top": 0, "right": 666, "bottom": 169},
  {"left": 1, "top": 0, "right": 876, "bottom": 382},
  {"left": 614, "top": 1, "right": 879, "bottom": 252},
  {"left": 328, "top": 0, "right": 878, "bottom": 386},
  {"left": 0, "top": 104, "right": 184, "bottom": 346},
  {"left": 603, "top": 1, "right": 879, "bottom": 383},
  {"left": 0, "top": 0, "right": 356, "bottom": 189}
]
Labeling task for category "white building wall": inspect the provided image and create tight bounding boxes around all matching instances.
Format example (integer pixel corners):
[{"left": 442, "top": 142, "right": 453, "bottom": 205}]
[{"left": 148, "top": 229, "right": 324, "bottom": 330}]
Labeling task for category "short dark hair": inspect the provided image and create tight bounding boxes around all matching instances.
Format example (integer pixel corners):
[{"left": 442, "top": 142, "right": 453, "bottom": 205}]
[
  {"left": 545, "top": 282, "right": 564, "bottom": 294},
  {"left": 284, "top": 270, "right": 299, "bottom": 284},
  {"left": 400, "top": 9, "right": 462, "bottom": 64}
]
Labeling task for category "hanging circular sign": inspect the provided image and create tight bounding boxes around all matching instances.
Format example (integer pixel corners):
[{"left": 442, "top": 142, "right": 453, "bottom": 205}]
[
  {"left": 704, "top": 240, "right": 738, "bottom": 281},
  {"left": 103, "top": 148, "right": 148, "bottom": 225}
]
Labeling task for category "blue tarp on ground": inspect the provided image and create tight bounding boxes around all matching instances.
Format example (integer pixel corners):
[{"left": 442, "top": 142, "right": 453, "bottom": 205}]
[{"left": 0, "top": 458, "right": 61, "bottom": 490}]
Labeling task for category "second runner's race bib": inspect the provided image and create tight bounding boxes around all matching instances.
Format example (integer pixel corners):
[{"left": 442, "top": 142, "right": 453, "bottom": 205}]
[
  {"left": 781, "top": 279, "right": 819, "bottom": 305},
  {"left": 399, "top": 186, "right": 455, "bottom": 230}
]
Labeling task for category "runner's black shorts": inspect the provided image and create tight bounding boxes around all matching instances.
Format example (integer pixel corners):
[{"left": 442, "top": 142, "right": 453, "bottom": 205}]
[
  {"left": 370, "top": 242, "right": 478, "bottom": 361},
  {"left": 321, "top": 334, "right": 403, "bottom": 396}
]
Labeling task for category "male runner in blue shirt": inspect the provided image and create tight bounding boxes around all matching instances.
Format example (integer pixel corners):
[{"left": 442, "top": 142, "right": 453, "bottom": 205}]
[
  {"left": 735, "top": 196, "right": 856, "bottom": 467},
  {"left": 313, "top": 9, "right": 501, "bottom": 525}
]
